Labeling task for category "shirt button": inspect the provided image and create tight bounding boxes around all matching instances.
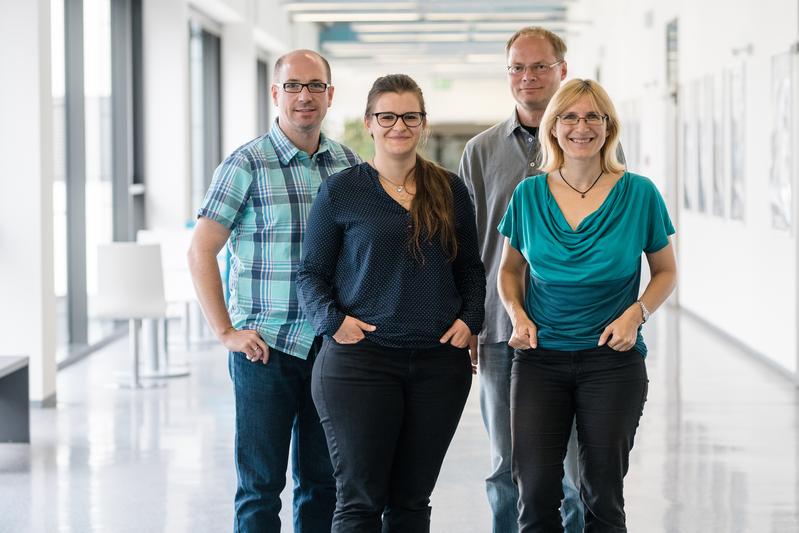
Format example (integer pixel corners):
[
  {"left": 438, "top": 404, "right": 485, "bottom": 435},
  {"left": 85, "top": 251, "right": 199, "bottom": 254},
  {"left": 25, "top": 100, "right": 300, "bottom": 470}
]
[
  {"left": 528, "top": 137, "right": 533, "bottom": 143},
  {"left": 529, "top": 162, "right": 535, "bottom": 167}
]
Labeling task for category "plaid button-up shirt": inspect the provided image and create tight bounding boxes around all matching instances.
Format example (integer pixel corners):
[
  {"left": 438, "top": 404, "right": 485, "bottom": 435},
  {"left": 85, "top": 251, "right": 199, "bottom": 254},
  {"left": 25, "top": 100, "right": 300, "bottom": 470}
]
[{"left": 198, "top": 121, "right": 361, "bottom": 359}]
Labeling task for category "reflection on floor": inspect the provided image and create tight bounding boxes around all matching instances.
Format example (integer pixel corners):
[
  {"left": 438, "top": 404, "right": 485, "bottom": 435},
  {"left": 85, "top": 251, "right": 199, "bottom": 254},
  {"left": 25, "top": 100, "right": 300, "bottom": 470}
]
[{"left": 1, "top": 307, "right": 797, "bottom": 532}]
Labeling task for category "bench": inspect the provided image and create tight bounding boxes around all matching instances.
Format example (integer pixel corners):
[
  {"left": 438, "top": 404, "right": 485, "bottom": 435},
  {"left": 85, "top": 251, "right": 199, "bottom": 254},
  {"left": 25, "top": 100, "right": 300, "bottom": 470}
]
[{"left": 0, "top": 356, "right": 29, "bottom": 443}]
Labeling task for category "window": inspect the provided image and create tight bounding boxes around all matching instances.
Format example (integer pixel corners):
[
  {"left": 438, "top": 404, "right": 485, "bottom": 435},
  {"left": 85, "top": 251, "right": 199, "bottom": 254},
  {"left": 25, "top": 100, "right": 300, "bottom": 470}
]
[
  {"left": 189, "top": 21, "right": 222, "bottom": 214},
  {"left": 257, "top": 58, "right": 271, "bottom": 134},
  {"left": 53, "top": 0, "right": 143, "bottom": 365}
]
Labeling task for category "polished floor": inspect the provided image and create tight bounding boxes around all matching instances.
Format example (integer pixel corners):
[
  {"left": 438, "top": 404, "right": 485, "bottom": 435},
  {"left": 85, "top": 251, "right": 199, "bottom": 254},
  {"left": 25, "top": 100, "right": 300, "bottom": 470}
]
[{"left": 1, "top": 307, "right": 798, "bottom": 533}]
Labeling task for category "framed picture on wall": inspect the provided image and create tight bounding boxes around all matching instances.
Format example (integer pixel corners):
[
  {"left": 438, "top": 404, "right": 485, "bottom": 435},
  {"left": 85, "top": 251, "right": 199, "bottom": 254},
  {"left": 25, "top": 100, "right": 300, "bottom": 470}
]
[
  {"left": 769, "top": 50, "right": 794, "bottom": 231},
  {"left": 619, "top": 100, "right": 641, "bottom": 171},
  {"left": 699, "top": 76, "right": 716, "bottom": 216},
  {"left": 682, "top": 122, "right": 691, "bottom": 210},
  {"left": 680, "top": 84, "right": 694, "bottom": 211},
  {"left": 728, "top": 63, "right": 746, "bottom": 221},
  {"left": 711, "top": 74, "right": 725, "bottom": 217},
  {"left": 693, "top": 80, "right": 707, "bottom": 213}
]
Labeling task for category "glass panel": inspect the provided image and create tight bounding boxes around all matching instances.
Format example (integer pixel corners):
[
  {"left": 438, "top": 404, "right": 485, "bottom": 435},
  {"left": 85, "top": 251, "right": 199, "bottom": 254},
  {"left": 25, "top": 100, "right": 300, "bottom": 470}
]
[
  {"left": 84, "top": 0, "right": 115, "bottom": 343},
  {"left": 189, "top": 21, "right": 205, "bottom": 214},
  {"left": 257, "top": 58, "right": 270, "bottom": 134},
  {"left": 189, "top": 23, "right": 222, "bottom": 215},
  {"left": 51, "top": 0, "right": 68, "bottom": 353}
]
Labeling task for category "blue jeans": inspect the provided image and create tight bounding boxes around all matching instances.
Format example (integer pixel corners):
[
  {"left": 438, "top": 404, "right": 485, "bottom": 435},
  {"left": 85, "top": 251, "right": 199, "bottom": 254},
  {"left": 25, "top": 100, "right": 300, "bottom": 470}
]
[
  {"left": 480, "top": 342, "right": 583, "bottom": 533},
  {"left": 312, "top": 338, "right": 472, "bottom": 533},
  {"left": 229, "top": 340, "right": 335, "bottom": 533},
  {"left": 511, "top": 345, "right": 648, "bottom": 533}
]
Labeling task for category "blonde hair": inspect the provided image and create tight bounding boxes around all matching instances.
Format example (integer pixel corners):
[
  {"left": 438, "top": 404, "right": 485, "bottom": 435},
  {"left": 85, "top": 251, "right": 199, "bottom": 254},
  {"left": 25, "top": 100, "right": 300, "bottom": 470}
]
[
  {"left": 539, "top": 79, "right": 624, "bottom": 174},
  {"left": 505, "top": 26, "right": 567, "bottom": 60}
]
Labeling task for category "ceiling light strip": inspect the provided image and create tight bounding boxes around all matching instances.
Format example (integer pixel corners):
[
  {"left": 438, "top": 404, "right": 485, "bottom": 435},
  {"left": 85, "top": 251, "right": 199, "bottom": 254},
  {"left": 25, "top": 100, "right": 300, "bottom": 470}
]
[{"left": 283, "top": 2, "right": 416, "bottom": 11}]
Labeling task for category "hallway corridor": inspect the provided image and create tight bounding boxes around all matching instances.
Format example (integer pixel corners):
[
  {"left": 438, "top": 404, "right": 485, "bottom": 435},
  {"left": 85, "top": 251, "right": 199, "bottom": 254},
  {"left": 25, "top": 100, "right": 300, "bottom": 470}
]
[{"left": 1, "top": 307, "right": 797, "bottom": 532}]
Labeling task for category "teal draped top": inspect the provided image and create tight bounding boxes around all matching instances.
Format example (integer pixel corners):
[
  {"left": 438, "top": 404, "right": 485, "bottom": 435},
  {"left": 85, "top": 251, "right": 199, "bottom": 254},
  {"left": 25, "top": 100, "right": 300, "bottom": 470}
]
[{"left": 497, "top": 172, "right": 675, "bottom": 355}]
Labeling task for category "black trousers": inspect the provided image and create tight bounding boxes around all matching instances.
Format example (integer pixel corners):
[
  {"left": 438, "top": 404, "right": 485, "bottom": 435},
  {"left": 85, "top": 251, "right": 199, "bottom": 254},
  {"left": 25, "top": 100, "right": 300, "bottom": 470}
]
[
  {"left": 312, "top": 338, "right": 472, "bottom": 533},
  {"left": 511, "top": 346, "right": 648, "bottom": 533}
]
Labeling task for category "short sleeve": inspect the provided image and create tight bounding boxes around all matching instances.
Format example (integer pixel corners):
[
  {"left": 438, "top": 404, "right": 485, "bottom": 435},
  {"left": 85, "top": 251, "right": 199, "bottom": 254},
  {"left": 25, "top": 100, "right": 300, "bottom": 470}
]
[
  {"left": 643, "top": 181, "right": 676, "bottom": 254},
  {"left": 196, "top": 153, "right": 254, "bottom": 230}
]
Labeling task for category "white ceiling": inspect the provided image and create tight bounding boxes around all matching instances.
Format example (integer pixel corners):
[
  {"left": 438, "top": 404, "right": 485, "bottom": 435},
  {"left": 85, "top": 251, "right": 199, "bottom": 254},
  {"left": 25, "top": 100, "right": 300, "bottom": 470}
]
[{"left": 280, "top": 0, "right": 580, "bottom": 76}]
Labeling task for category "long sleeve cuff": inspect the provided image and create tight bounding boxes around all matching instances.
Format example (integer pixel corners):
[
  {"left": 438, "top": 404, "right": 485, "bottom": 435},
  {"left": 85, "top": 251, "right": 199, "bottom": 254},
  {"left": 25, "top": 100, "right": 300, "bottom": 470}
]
[{"left": 320, "top": 310, "right": 347, "bottom": 337}]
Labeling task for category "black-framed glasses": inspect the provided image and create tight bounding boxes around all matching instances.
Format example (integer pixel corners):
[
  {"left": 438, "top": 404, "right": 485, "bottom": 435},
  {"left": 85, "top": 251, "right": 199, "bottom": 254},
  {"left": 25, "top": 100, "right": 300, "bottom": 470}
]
[
  {"left": 279, "top": 81, "right": 329, "bottom": 93},
  {"left": 371, "top": 111, "right": 426, "bottom": 128},
  {"left": 506, "top": 60, "right": 563, "bottom": 76},
  {"left": 556, "top": 112, "right": 607, "bottom": 126}
]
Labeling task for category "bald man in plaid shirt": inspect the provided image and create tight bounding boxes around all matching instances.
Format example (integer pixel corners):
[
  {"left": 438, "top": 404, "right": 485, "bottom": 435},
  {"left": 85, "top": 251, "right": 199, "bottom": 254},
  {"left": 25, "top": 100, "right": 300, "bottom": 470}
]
[{"left": 188, "top": 50, "right": 359, "bottom": 533}]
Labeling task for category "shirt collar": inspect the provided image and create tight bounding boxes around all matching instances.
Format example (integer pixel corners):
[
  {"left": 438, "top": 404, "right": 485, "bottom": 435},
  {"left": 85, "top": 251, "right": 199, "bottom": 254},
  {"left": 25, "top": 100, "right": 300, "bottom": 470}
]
[
  {"left": 502, "top": 109, "right": 524, "bottom": 138},
  {"left": 269, "top": 119, "right": 331, "bottom": 166}
]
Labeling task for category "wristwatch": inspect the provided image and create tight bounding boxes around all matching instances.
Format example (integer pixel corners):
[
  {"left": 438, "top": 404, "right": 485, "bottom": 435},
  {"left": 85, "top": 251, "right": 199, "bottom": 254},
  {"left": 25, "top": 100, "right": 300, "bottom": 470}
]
[{"left": 636, "top": 299, "right": 650, "bottom": 324}]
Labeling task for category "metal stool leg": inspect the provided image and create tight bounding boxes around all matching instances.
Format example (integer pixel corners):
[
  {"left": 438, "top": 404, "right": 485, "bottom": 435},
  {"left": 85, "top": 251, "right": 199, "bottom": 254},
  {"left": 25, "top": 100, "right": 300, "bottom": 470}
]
[
  {"left": 113, "top": 319, "right": 164, "bottom": 389},
  {"left": 141, "top": 318, "right": 190, "bottom": 379},
  {"left": 131, "top": 318, "right": 141, "bottom": 387}
]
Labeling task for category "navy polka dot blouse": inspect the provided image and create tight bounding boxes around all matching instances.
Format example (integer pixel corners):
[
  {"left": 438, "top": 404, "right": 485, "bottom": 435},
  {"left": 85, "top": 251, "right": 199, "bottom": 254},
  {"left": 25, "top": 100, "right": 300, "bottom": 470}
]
[{"left": 297, "top": 162, "right": 486, "bottom": 349}]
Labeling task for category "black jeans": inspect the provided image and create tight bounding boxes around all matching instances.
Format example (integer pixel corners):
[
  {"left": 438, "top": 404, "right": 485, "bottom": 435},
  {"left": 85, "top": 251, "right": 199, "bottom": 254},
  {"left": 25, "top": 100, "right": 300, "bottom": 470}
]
[
  {"left": 311, "top": 338, "right": 472, "bottom": 533},
  {"left": 511, "top": 345, "right": 648, "bottom": 533}
]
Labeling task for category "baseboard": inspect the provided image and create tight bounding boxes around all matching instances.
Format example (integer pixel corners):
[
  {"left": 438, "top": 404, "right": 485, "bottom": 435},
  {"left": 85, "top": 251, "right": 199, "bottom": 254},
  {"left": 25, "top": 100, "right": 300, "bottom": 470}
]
[
  {"left": 57, "top": 328, "right": 127, "bottom": 371},
  {"left": 30, "top": 391, "right": 57, "bottom": 408}
]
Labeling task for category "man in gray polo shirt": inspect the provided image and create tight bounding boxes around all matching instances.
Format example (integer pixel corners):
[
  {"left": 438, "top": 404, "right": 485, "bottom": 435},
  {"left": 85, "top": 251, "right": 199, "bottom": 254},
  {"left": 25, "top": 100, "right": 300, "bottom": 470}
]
[{"left": 459, "top": 26, "right": 582, "bottom": 533}]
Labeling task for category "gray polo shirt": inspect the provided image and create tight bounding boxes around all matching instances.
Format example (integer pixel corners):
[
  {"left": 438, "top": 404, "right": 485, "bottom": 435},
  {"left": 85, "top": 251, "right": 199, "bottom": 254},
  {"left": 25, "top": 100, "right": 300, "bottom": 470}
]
[{"left": 459, "top": 110, "right": 541, "bottom": 345}]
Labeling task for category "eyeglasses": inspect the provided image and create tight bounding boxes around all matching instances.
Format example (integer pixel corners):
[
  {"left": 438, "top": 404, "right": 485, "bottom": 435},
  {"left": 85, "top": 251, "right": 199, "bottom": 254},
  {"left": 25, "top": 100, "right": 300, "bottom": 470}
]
[
  {"left": 279, "top": 82, "right": 329, "bottom": 93},
  {"left": 506, "top": 61, "right": 563, "bottom": 76},
  {"left": 556, "top": 112, "right": 608, "bottom": 126},
  {"left": 371, "top": 111, "right": 426, "bottom": 128}
]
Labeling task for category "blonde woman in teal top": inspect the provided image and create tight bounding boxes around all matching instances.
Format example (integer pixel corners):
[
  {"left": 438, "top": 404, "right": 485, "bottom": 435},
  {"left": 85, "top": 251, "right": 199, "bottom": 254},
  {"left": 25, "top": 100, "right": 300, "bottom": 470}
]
[{"left": 497, "top": 79, "right": 677, "bottom": 533}]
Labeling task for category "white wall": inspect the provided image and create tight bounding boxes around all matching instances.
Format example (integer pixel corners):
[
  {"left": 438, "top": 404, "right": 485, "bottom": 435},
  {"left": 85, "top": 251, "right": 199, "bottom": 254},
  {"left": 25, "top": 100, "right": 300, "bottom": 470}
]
[
  {"left": 190, "top": 0, "right": 319, "bottom": 152},
  {"left": 254, "top": 0, "right": 309, "bottom": 50},
  {"left": 0, "top": 0, "right": 57, "bottom": 402},
  {"left": 143, "top": 0, "right": 191, "bottom": 227},
  {"left": 222, "top": 22, "right": 258, "bottom": 154},
  {"left": 569, "top": 0, "right": 799, "bottom": 376},
  {"left": 143, "top": 0, "right": 319, "bottom": 228},
  {"left": 189, "top": 0, "right": 317, "bottom": 151}
]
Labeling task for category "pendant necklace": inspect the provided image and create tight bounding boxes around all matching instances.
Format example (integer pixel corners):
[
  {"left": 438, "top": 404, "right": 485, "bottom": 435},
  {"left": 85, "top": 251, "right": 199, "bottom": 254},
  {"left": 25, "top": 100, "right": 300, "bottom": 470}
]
[
  {"left": 379, "top": 173, "right": 406, "bottom": 193},
  {"left": 371, "top": 160, "right": 410, "bottom": 193},
  {"left": 558, "top": 167, "right": 603, "bottom": 198}
]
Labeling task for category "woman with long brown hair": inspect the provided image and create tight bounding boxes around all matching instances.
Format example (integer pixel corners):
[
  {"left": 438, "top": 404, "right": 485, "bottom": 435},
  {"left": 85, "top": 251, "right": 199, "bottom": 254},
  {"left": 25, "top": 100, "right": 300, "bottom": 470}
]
[{"left": 297, "top": 73, "right": 485, "bottom": 532}]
